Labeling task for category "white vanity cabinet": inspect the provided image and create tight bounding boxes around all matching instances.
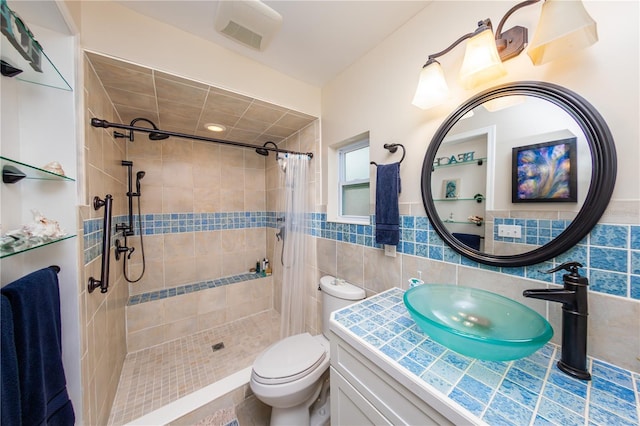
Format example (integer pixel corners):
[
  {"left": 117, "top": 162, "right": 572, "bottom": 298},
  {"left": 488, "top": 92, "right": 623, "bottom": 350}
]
[
  {"left": 328, "top": 288, "right": 639, "bottom": 426},
  {"left": 329, "top": 329, "right": 479, "bottom": 426}
]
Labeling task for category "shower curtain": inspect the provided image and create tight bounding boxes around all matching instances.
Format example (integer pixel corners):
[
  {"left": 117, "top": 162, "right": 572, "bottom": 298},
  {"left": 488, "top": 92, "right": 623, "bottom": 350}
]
[{"left": 279, "top": 154, "right": 309, "bottom": 338}]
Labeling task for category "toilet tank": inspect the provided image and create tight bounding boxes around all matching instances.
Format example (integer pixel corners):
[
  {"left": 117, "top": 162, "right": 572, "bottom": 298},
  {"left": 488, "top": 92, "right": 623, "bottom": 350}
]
[{"left": 320, "top": 275, "right": 366, "bottom": 337}]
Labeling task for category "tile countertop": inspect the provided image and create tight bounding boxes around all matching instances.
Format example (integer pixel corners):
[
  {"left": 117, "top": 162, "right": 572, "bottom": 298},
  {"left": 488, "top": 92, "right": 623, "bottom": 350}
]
[{"left": 330, "top": 287, "right": 639, "bottom": 426}]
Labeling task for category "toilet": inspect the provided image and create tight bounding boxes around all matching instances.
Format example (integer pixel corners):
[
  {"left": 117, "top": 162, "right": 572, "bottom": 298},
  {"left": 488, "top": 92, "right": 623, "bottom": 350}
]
[{"left": 250, "top": 275, "right": 366, "bottom": 425}]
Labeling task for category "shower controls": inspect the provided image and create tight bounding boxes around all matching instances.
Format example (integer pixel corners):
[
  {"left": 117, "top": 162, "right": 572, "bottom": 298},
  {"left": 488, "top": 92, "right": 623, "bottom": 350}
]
[{"left": 114, "top": 239, "right": 134, "bottom": 261}]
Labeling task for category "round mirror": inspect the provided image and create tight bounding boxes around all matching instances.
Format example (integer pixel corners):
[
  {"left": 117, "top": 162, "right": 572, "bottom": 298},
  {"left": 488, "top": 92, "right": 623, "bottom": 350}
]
[{"left": 421, "top": 81, "right": 617, "bottom": 267}]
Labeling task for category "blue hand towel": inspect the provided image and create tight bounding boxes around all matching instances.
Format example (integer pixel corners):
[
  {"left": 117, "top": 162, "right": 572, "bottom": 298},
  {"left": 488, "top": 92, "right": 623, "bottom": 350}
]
[
  {"left": 375, "top": 162, "right": 401, "bottom": 246},
  {"left": 1, "top": 294, "right": 21, "bottom": 426},
  {"left": 1, "top": 267, "right": 75, "bottom": 426},
  {"left": 452, "top": 233, "right": 481, "bottom": 251}
]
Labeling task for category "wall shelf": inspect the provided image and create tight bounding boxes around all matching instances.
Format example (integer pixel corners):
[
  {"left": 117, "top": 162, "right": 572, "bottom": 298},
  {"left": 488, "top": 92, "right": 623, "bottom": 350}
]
[
  {"left": 1, "top": 234, "right": 76, "bottom": 259},
  {"left": 433, "top": 157, "right": 486, "bottom": 170},
  {"left": 1, "top": 156, "right": 76, "bottom": 257},
  {"left": 0, "top": 0, "right": 72, "bottom": 91},
  {"left": 442, "top": 220, "right": 483, "bottom": 226},
  {"left": 434, "top": 196, "right": 484, "bottom": 202},
  {"left": 1, "top": 156, "right": 75, "bottom": 183}
]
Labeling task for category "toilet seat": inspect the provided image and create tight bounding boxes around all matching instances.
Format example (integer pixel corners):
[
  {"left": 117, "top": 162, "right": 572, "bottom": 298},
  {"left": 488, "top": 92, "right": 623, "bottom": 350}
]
[{"left": 252, "top": 333, "right": 327, "bottom": 385}]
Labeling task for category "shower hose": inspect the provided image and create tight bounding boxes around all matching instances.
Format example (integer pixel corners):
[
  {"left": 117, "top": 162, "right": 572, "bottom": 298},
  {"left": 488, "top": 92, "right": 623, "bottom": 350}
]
[{"left": 123, "top": 194, "right": 146, "bottom": 283}]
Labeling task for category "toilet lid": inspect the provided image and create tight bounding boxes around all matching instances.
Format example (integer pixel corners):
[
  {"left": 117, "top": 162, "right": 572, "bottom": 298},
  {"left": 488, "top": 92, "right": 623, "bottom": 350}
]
[{"left": 253, "top": 333, "right": 327, "bottom": 385}]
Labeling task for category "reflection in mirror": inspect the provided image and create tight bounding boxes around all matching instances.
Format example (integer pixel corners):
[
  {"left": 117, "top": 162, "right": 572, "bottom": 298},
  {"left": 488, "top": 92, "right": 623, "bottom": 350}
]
[
  {"left": 422, "top": 82, "right": 616, "bottom": 267},
  {"left": 433, "top": 95, "right": 593, "bottom": 256}
]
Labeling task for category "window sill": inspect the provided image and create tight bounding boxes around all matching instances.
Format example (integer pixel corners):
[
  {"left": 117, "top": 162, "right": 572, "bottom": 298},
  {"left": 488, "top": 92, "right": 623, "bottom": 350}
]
[{"left": 328, "top": 216, "right": 371, "bottom": 226}]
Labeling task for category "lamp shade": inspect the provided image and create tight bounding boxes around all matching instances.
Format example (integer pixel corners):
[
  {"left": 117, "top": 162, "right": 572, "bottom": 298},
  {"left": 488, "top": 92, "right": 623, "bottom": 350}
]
[
  {"left": 528, "top": 0, "right": 598, "bottom": 66},
  {"left": 412, "top": 60, "right": 450, "bottom": 110},
  {"left": 459, "top": 28, "right": 507, "bottom": 90}
]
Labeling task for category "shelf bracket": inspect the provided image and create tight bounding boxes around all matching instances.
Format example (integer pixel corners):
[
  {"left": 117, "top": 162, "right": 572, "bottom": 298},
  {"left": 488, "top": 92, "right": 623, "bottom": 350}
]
[{"left": 2, "top": 165, "right": 26, "bottom": 183}]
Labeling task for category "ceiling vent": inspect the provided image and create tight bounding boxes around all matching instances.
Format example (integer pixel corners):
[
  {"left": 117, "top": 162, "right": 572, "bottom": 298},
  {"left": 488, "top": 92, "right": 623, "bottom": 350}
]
[{"left": 214, "top": 0, "right": 283, "bottom": 51}]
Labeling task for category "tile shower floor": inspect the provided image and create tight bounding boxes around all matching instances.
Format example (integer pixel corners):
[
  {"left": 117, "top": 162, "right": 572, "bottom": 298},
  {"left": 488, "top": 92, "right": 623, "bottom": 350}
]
[{"left": 108, "top": 310, "right": 281, "bottom": 425}]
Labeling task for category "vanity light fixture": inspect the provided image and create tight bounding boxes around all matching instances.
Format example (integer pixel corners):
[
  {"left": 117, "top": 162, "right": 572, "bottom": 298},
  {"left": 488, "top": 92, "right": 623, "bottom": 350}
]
[
  {"left": 527, "top": 0, "right": 598, "bottom": 65},
  {"left": 205, "top": 123, "right": 226, "bottom": 132},
  {"left": 412, "top": 0, "right": 598, "bottom": 110},
  {"left": 412, "top": 19, "right": 505, "bottom": 110}
]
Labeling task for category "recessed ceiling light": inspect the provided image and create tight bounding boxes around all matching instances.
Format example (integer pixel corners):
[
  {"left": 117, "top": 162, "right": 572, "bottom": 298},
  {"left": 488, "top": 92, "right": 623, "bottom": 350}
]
[{"left": 205, "top": 123, "right": 226, "bottom": 132}]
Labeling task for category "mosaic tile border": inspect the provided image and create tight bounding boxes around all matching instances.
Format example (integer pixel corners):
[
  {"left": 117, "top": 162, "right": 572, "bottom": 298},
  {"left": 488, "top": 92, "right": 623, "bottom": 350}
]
[
  {"left": 83, "top": 212, "right": 640, "bottom": 300},
  {"left": 83, "top": 212, "right": 276, "bottom": 264},
  {"left": 333, "top": 288, "right": 640, "bottom": 426},
  {"left": 134, "top": 211, "right": 274, "bottom": 235},
  {"left": 83, "top": 215, "right": 128, "bottom": 265},
  {"left": 127, "top": 272, "right": 267, "bottom": 306},
  {"left": 316, "top": 214, "right": 639, "bottom": 300}
]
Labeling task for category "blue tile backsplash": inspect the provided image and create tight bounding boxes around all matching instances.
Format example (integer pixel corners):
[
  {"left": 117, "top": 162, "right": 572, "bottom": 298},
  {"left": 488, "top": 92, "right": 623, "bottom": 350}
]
[
  {"left": 83, "top": 211, "right": 640, "bottom": 301},
  {"left": 494, "top": 217, "right": 571, "bottom": 246},
  {"left": 332, "top": 288, "right": 640, "bottom": 426}
]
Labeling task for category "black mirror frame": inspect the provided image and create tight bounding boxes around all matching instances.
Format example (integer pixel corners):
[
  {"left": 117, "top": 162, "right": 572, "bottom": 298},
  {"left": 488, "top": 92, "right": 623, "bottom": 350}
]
[{"left": 421, "top": 81, "right": 617, "bottom": 267}]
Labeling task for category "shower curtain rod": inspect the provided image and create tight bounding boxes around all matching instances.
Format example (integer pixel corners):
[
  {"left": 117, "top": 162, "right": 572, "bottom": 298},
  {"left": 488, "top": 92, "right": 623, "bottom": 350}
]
[{"left": 90, "top": 118, "right": 314, "bottom": 159}]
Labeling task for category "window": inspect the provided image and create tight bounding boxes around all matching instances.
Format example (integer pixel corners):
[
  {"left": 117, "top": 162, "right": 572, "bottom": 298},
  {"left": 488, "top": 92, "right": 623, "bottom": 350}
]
[{"left": 338, "top": 138, "right": 370, "bottom": 220}]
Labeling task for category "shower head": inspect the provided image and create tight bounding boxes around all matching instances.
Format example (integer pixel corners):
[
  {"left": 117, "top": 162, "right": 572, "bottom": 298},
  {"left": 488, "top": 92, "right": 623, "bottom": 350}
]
[
  {"left": 114, "top": 118, "right": 169, "bottom": 142},
  {"left": 255, "top": 141, "right": 279, "bottom": 158},
  {"left": 149, "top": 132, "right": 169, "bottom": 141},
  {"left": 135, "top": 171, "right": 145, "bottom": 195}
]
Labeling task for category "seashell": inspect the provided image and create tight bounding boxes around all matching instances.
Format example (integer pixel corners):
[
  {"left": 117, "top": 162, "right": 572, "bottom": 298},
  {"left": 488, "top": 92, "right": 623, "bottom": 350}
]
[
  {"left": 23, "top": 210, "right": 67, "bottom": 239},
  {"left": 42, "top": 161, "right": 65, "bottom": 176}
]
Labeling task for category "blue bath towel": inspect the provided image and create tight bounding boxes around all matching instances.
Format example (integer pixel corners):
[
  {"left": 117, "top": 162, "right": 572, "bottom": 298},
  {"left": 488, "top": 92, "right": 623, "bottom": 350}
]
[
  {"left": 452, "top": 233, "right": 482, "bottom": 251},
  {"left": 1, "top": 294, "right": 21, "bottom": 426},
  {"left": 375, "top": 162, "right": 401, "bottom": 246},
  {"left": 1, "top": 267, "right": 75, "bottom": 426}
]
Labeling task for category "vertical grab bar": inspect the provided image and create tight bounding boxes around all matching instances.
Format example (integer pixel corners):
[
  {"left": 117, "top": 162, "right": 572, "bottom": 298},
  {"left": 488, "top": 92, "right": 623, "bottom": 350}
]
[{"left": 88, "top": 194, "right": 113, "bottom": 294}]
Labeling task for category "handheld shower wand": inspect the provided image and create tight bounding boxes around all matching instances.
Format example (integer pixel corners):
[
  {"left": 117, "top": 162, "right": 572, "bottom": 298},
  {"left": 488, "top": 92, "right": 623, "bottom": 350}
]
[
  {"left": 117, "top": 161, "right": 136, "bottom": 236},
  {"left": 135, "top": 171, "right": 145, "bottom": 196},
  {"left": 115, "top": 161, "right": 147, "bottom": 283}
]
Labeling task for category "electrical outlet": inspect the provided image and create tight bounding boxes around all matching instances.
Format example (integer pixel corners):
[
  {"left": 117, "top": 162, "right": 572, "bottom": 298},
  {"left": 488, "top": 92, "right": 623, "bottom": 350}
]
[
  {"left": 497, "top": 224, "right": 522, "bottom": 238},
  {"left": 384, "top": 244, "right": 396, "bottom": 257}
]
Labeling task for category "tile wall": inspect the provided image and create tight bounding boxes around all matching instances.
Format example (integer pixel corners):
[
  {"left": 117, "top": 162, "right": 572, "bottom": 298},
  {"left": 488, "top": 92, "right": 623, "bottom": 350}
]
[
  {"left": 315, "top": 214, "right": 639, "bottom": 300},
  {"left": 81, "top": 55, "right": 130, "bottom": 426},
  {"left": 82, "top": 111, "right": 321, "bottom": 355},
  {"left": 125, "top": 275, "right": 273, "bottom": 352},
  {"left": 123, "top": 134, "right": 269, "bottom": 295},
  {"left": 313, "top": 215, "right": 639, "bottom": 372}
]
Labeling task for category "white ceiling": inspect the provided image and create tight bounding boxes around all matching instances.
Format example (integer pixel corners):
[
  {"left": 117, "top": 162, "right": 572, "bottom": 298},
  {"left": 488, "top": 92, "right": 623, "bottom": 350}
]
[
  {"left": 8, "top": 0, "right": 432, "bottom": 144},
  {"left": 115, "top": 0, "right": 430, "bottom": 87},
  {"left": 12, "top": 1, "right": 431, "bottom": 87}
]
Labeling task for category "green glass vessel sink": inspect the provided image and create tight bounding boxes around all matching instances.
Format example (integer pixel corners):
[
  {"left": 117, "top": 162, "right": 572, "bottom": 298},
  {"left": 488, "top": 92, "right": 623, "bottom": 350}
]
[{"left": 404, "top": 284, "right": 553, "bottom": 361}]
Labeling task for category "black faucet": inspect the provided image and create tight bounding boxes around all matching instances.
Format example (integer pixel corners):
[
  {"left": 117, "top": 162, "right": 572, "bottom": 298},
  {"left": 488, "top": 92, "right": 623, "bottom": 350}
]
[{"left": 523, "top": 261, "right": 591, "bottom": 380}]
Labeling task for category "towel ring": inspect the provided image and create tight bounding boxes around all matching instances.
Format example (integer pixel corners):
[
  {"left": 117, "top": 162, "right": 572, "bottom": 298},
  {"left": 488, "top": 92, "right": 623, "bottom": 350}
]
[{"left": 370, "top": 143, "right": 406, "bottom": 166}]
